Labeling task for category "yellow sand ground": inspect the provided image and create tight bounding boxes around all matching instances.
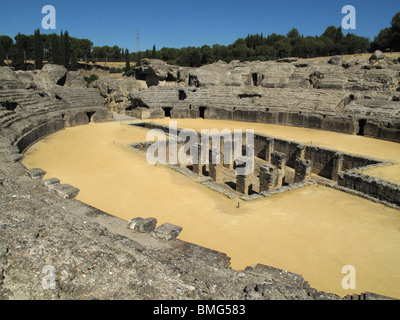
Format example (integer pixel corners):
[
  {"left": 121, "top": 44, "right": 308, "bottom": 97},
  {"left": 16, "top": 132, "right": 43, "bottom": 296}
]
[{"left": 22, "top": 121, "right": 400, "bottom": 299}]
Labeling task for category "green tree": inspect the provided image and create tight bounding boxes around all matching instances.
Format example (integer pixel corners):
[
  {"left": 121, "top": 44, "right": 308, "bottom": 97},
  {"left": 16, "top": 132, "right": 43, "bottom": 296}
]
[
  {"left": 50, "top": 34, "right": 60, "bottom": 64},
  {"left": 59, "top": 31, "right": 65, "bottom": 66},
  {"left": 0, "top": 36, "right": 13, "bottom": 66},
  {"left": 322, "top": 26, "right": 338, "bottom": 42},
  {"left": 200, "top": 45, "right": 213, "bottom": 65},
  {"left": 152, "top": 45, "right": 156, "bottom": 58},
  {"left": 274, "top": 38, "right": 292, "bottom": 58},
  {"left": 34, "top": 29, "right": 44, "bottom": 70},
  {"left": 111, "top": 45, "right": 122, "bottom": 61},
  {"left": 287, "top": 28, "right": 300, "bottom": 38},
  {"left": 125, "top": 48, "right": 130, "bottom": 71},
  {"left": 391, "top": 12, "right": 400, "bottom": 50},
  {"left": 13, "top": 36, "right": 25, "bottom": 70},
  {"left": 70, "top": 49, "right": 78, "bottom": 71},
  {"left": 0, "top": 44, "right": 5, "bottom": 66},
  {"left": 136, "top": 51, "right": 142, "bottom": 66},
  {"left": 64, "top": 30, "right": 71, "bottom": 69},
  {"left": 14, "top": 33, "right": 31, "bottom": 64}
]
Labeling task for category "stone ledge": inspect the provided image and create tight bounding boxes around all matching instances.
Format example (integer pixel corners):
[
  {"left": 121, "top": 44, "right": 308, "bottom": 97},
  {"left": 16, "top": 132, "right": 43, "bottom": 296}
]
[
  {"left": 42, "top": 178, "right": 61, "bottom": 190},
  {"left": 128, "top": 217, "right": 157, "bottom": 233},
  {"left": 25, "top": 168, "right": 47, "bottom": 180},
  {"left": 153, "top": 223, "right": 183, "bottom": 241},
  {"left": 51, "top": 184, "right": 80, "bottom": 199}
]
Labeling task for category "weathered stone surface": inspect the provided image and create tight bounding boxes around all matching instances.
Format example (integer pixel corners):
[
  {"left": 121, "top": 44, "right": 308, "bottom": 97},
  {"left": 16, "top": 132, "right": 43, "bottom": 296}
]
[
  {"left": 128, "top": 217, "right": 157, "bottom": 233},
  {"left": 25, "top": 168, "right": 46, "bottom": 180},
  {"left": 124, "top": 57, "right": 400, "bottom": 143},
  {"left": 153, "top": 223, "right": 183, "bottom": 240},
  {"left": 328, "top": 55, "right": 342, "bottom": 66},
  {"left": 42, "top": 178, "right": 61, "bottom": 190},
  {"left": 51, "top": 184, "right": 80, "bottom": 199},
  {"left": 91, "top": 77, "right": 147, "bottom": 113},
  {"left": 0, "top": 56, "right": 398, "bottom": 301},
  {"left": 370, "top": 50, "right": 385, "bottom": 63}
]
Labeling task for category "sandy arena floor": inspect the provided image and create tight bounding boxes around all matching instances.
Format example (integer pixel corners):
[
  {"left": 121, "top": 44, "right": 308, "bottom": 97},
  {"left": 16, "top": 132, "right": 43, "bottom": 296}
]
[{"left": 22, "top": 120, "right": 400, "bottom": 299}]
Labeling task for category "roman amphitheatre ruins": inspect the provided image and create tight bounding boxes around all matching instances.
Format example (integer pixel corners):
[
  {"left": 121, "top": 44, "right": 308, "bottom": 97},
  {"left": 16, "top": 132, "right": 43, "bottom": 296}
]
[{"left": 0, "top": 51, "right": 400, "bottom": 300}]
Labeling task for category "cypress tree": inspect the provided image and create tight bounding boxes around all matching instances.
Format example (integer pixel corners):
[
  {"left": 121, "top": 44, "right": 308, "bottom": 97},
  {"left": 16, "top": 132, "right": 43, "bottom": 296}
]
[
  {"left": 59, "top": 31, "right": 65, "bottom": 67},
  {"left": 0, "top": 43, "right": 5, "bottom": 67},
  {"left": 152, "top": 45, "right": 156, "bottom": 58},
  {"left": 125, "top": 48, "right": 130, "bottom": 71},
  {"left": 34, "top": 29, "right": 44, "bottom": 70},
  {"left": 51, "top": 34, "right": 60, "bottom": 65},
  {"left": 70, "top": 49, "right": 78, "bottom": 71},
  {"left": 136, "top": 51, "right": 142, "bottom": 66},
  {"left": 64, "top": 30, "right": 71, "bottom": 69},
  {"left": 13, "top": 37, "right": 25, "bottom": 70}
]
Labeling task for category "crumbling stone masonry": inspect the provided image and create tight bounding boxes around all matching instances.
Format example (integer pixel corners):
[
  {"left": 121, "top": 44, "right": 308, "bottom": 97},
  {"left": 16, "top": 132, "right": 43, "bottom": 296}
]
[
  {"left": 209, "top": 148, "right": 223, "bottom": 183},
  {"left": 271, "top": 152, "right": 287, "bottom": 187},
  {"left": 192, "top": 143, "right": 204, "bottom": 175},
  {"left": 259, "top": 164, "right": 279, "bottom": 192},
  {"left": 332, "top": 152, "right": 344, "bottom": 182},
  {"left": 294, "top": 158, "right": 313, "bottom": 183},
  {"left": 235, "top": 157, "right": 252, "bottom": 195}
]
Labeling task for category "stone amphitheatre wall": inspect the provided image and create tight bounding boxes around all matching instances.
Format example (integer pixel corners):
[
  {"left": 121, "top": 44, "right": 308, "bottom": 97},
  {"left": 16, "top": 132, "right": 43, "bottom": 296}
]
[
  {"left": 338, "top": 170, "right": 400, "bottom": 207},
  {"left": 96, "top": 52, "right": 400, "bottom": 143},
  {"left": 0, "top": 62, "right": 398, "bottom": 300},
  {"left": 0, "top": 64, "right": 362, "bottom": 301},
  {"left": 0, "top": 65, "right": 110, "bottom": 153}
]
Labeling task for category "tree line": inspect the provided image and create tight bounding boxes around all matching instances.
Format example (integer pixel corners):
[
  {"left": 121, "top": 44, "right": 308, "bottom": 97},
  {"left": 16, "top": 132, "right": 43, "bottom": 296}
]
[{"left": 0, "top": 12, "right": 399, "bottom": 71}]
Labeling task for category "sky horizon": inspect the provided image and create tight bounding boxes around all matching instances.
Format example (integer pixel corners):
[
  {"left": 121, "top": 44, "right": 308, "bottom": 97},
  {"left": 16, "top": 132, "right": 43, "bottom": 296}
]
[{"left": 0, "top": 0, "right": 399, "bottom": 52}]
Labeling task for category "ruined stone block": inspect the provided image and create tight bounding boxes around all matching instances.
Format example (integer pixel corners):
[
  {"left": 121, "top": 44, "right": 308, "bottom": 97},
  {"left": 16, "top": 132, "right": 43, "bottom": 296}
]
[
  {"left": 192, "top": 143, "right": 203, "bottom": 175},
  {"left": 128, "top": 217, "right": 157, "bottom": 233},
  {"left": 259, "top": 164, "right": 279, "bottom": 192},
  {"left": 294, "top": 158, "right": 313, "bottom": 183},
  {"left": 42, "top": 178, "right": 61, "bottom": 191},
  {"left": 236, "top": 174, "right": 252, "bottom": 195},
  {"left": 271, "top": 152, "right": 287, "bottom": 170},
  {"left": 331, "top": 152, "right": 344, "bottom": 182},
  {"left": 25, "top": 168, "right": 47, "bottom": 180},
  {"left": 209, "top": 148, "right": 223, "bottom": 183},
  {"left": 51, "top": 184, "right": 80, "bottom": 199},
  {"left": 153, "top": 223, "right": 183, "bottom": 240},
  {"left": 264, "top": 137, "right": 274, "bottom": 162},
  {"left": 295, "top": 144, "right": 306, "bottom": 160},
  {"left": 271, "top": 152, "right": 287, "bottom": 187}
]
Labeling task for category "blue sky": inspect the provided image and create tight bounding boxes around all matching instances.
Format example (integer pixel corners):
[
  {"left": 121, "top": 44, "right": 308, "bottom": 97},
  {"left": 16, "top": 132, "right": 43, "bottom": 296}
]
[{"left": 0, "top": 0, "right": 399, "bottom": 51}]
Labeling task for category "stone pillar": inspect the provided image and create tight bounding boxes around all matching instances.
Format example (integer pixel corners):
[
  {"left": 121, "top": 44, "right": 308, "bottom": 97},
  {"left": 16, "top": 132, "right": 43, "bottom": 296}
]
[
  {"left": 331, "top": 152, "right": 344, "bottom": 182},
  {"left": 176, "top": 139, "right": 185, "bottom": 166},
  {"left": 209, "top": 148, "right": 223, "bottom": 183},
  {"left": 259, "top": 164, "right": 279, "bottom": 192},
  {"left": 221, "top": 134, "right": 233, "bottom": 169},
  {"left": 235, "top": 157, "right": 252, "bottom": 195},
  {"left": 294, "top": 158, "right": 313, "bottom": 183},
  {"left": 295, "top": 144, "right": 306, "bottom": 160},
  {"left": 192, "top": 143, "right": 203, "bottom": 175},
  {"left": 264, "top": 137, "right": 274, "bottom": 162},
  {"left": 271, "top": 152, "right": 287, "bottom": 187}
]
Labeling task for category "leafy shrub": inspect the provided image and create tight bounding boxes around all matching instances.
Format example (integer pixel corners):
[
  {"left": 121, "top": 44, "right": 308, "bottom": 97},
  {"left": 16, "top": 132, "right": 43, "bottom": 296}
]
[
  {"left": 123, "top": 69, "right": 135, "bottom": 77},
  {"left": 110, "top": 67, "right": 123, "bottom": 73},
  {"left": 84, "top": 74, "right": 99, "bottom": 85}
]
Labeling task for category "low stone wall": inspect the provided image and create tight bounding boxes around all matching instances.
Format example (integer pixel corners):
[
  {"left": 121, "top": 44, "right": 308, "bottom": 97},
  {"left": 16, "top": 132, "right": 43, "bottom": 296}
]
[
  {"left": 16, "top": 119, "right": 65, "bottom": 153},
  {"left": 338, "top": 170, "right": 400, "bottom": 207}
]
